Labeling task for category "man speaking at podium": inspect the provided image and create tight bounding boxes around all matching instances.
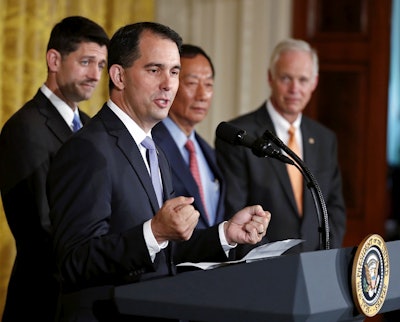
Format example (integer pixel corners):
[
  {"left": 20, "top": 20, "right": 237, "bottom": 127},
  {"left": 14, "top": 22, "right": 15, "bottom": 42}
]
[
  {"left": 47, "top": 22, "right": 271, "bottom": 321},
  {"left": 215, "top": 38, "right": 346, "bottom": 253}
]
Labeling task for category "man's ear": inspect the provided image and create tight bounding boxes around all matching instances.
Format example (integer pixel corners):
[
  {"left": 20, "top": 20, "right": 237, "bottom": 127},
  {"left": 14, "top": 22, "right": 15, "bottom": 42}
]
[
  {"left": 311, "top": 75, "right": 319, "bottom": 92},
  {"left": 109, "top": 64, "right": 125, "bottom": 90},
  {"left": 267, "top": 69, "right": 273, "bottom": 85},
  {"left": 46, "top": 49, "right": 62, "bottom": 72}
]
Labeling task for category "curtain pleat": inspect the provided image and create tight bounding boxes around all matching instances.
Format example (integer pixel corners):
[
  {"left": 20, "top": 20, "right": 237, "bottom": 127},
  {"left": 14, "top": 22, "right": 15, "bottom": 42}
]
[{"left": 0, "top": 1, "right": 154, "bottom": 318}]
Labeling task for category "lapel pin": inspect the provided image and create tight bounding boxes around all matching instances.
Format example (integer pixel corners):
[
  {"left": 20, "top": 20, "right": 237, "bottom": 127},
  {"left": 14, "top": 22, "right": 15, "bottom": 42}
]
[{"left": 308, "top": 137, "right": 315, "bottom": 144}]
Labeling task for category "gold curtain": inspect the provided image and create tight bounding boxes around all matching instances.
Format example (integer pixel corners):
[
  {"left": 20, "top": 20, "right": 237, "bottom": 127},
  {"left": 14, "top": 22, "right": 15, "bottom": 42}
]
[{"left": 0, "top": 0, "right": 154, "bottom": 317}]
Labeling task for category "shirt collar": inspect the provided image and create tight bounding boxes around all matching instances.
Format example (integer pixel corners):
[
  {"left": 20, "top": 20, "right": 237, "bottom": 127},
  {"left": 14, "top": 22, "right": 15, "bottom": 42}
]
[
  {"left": 266, "top": 99, "right": 302, "bottom": 131},
  {"left": 40, "top": 84, "right": 78, "bottom": 126},
  {"left": 162, "top": 117, "right": 195, "bottom": 148},
  {"left": 107, "top": 99, "right": 149, "bottom": 146}
]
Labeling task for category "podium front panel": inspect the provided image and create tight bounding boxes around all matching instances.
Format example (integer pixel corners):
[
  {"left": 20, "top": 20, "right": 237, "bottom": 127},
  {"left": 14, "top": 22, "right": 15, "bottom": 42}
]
[{"left": 114, "top": 244, "right": 400, "bottom": 322}]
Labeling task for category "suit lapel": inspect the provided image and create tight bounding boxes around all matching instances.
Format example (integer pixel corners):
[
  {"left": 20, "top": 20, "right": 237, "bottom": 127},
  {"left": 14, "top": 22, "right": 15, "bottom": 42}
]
[
  {"left": 98, "top": 105, "right": 161, "bottom": 212},
  {"left": 169, "top": 145, "right": 201, "bottom": 202},
  {"left": 196, "top": 134, "right": 220, "bottom": 180},
  {"left": 153, "top": 123, "right": 210, "bottom": 225},
  {"left": 35, "top": 91, "right": 73, "bottom": 143},
  {"left": 165, "top": 130, "right": 208, "bottom": 217},
  {"left": 79, "top": 110, "right": 90, "bottom": 125},
  {"left": 35, "top": 90, "right": 92, "bottom": 143},
  {"left": 261, "top": 107, "right": 300, "bottom": 214},
  {"left": 300, "top": 119, "right": 319, "bottom": 215},
  {"left": 195, "top": 133, "right": 225, "bottom": 224},
  {"left": 300, "top": 119, "right": 318, "bottom": 170},
  {"left": 156, "top": 146, "right": 173, "bottom": 202}
]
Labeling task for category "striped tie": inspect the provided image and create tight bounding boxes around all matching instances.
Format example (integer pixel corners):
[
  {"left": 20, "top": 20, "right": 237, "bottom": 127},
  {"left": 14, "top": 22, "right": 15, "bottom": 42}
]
[{"left": 185, "top": 139, "right": 210, "bottom": 223}]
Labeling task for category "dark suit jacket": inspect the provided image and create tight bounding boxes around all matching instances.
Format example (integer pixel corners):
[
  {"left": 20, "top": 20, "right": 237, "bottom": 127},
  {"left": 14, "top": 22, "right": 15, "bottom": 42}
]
[
  {"left": 47, "top": 104, "right": 228, "bottom": 321},
  {"left": 215, "top": 103, "right": 346, "bottom": 253},
  {"left": 0, "top": 89, "right": 90, "bottom": 322},
  {"left": 152, "top": 121, "right": 226, "bottom": 228}
]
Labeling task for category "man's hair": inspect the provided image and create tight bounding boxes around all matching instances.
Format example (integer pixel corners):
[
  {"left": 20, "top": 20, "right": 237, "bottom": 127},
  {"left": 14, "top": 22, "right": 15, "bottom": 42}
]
[
  {"left": 180, "top": 44, "right": 215, "bottom": 77},
  {"left": 269, "top": 38, "right": 319, "bottom": 79},
  {"left": 107, "top": 22, "right": 182, "bottom": 90},
  {"left": 47, "top": 16, "right": 109, "bottom": 56}
]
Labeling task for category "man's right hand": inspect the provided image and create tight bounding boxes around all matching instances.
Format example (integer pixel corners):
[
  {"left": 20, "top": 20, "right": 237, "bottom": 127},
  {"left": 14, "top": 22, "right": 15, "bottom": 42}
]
[{"left": 151, "top": 196, "right": 199, "bottom": 243}]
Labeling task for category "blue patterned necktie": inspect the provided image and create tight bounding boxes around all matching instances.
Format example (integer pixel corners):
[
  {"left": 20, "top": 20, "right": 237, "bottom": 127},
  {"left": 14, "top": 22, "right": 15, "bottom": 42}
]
[
  {"left": 141, "top": 136, "right": 163, "bottom": 207},
  {"left": 72, "top": 113, "right": 82, "bottom": 132}
]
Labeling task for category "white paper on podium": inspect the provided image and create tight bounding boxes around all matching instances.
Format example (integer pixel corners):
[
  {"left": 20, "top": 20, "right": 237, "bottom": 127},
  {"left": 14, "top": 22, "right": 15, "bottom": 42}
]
[{"left": 176, "top": 239, "right": 304, "bottom": 270}]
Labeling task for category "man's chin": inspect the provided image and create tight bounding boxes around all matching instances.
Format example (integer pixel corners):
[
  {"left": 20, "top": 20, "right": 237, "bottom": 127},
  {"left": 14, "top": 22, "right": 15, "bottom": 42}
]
[{"left": 285, "top": 104, "right": 304, "bottom": 114}]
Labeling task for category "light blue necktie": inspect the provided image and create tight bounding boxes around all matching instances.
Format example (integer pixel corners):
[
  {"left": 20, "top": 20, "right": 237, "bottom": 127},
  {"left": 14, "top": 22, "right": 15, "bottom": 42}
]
[
  {"left": 72, "top": 113, "right": 82, "bottom": 132},
  {"left": 141, "top": 136, "right": 163, "bottom": 207}
]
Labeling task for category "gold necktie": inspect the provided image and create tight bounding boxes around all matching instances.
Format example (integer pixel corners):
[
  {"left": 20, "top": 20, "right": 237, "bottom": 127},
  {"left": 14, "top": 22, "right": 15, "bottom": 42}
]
[{"left": 287, "top": 125, "right": 303, "bottom": 216}]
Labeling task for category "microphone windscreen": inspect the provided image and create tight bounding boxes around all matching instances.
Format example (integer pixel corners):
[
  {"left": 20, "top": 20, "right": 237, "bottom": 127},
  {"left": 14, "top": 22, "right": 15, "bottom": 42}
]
[{"left": 215, "top": 122, "right": 243, "bottom": 145}]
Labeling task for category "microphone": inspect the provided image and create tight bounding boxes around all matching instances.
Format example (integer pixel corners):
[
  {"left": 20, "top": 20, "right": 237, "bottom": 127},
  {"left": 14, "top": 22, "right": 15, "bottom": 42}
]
[
  {"left": 216, "top": 122, "right": 294, "bottom": 165},
  {"left": 262, "top": 129, "right": 287, "bottom": 150},
  {"left": 262, "top": 128, "right": 330, "bottom": 250}
]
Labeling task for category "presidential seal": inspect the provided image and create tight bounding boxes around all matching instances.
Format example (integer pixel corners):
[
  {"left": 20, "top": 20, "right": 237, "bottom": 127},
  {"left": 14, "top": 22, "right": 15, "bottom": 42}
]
[{"left": 351, "top": 234, "right": 390, "bottom": 317}]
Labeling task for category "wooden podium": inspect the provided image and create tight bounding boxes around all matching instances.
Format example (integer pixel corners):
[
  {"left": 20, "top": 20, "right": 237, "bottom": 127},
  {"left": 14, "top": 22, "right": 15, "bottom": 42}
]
[{"left": 113, "top": 240, "right": 400, "bottom": 321}]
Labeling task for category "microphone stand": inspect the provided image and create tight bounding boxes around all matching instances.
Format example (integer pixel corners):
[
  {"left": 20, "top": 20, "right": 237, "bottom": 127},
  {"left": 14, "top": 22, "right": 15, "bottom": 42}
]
[{"left": 262, "top": 130, "right": 330, "bottom": 250}]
